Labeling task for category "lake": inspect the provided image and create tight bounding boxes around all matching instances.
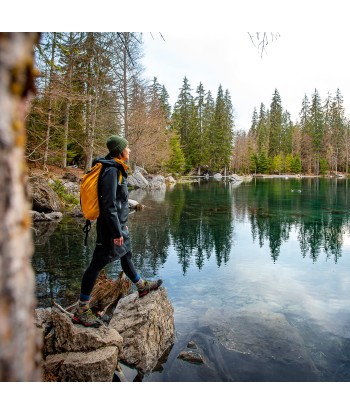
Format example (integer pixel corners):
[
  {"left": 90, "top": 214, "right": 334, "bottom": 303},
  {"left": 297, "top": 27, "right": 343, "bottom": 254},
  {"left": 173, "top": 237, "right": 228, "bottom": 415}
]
[{"left": 32, "top": 177, "right": 350, "bottom": 381}]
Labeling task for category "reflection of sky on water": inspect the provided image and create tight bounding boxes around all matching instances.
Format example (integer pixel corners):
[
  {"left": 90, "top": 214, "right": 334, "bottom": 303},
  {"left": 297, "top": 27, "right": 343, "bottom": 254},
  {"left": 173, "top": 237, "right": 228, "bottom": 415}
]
[{"left": 162, "top": 217, "right": 350, "bottom": 340}]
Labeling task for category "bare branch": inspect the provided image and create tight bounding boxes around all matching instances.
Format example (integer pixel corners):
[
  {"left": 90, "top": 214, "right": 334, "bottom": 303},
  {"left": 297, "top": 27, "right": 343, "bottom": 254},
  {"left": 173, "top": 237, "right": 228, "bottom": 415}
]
[{"left": 248, "top": 32, "right": 281, "bottom": 58}]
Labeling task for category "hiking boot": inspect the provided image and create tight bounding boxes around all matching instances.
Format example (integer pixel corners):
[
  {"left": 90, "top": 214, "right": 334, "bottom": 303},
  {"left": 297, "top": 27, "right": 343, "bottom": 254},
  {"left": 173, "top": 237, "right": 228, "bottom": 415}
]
[
  {"left": 138, "top": 279, "right": 163, "bottom": 297},
  {"left": 72, "top": 305, "right": 102, "bottom": 328}
]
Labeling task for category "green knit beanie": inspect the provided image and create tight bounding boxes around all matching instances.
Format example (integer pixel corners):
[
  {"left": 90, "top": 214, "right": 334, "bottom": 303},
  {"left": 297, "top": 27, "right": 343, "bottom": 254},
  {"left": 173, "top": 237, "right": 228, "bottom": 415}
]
[{"left": 106, "top": 135, "right": 128, "bottom": 154}]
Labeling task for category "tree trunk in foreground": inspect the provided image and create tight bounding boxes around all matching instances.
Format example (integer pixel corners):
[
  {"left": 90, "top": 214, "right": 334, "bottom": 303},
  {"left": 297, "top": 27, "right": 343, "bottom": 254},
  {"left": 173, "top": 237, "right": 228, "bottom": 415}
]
[{"left": 0, "top": 32, "right": 41, "bottom": 381}]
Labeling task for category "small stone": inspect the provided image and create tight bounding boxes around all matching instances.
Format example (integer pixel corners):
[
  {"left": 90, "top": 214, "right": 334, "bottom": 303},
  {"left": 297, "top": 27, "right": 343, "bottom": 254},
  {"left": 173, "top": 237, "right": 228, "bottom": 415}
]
[
  {"left": 177, "top": 350, "right": 204, "bottom": 365},
  {"left": 187, "top": 341, "right": 197, "bottom": 349}
]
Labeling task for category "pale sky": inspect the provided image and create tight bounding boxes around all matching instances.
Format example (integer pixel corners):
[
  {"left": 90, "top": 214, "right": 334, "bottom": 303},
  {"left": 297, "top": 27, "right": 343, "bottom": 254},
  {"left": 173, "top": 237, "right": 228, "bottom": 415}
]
[{"left": 141, "top": 31, "right": 350, "bottom": 131}]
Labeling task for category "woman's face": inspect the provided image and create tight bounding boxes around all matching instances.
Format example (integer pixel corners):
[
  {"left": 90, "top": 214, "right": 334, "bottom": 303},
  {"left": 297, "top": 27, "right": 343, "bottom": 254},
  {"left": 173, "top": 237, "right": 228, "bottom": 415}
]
[{"left": 121, "top": 146, "right": 130, "bottom": 161}]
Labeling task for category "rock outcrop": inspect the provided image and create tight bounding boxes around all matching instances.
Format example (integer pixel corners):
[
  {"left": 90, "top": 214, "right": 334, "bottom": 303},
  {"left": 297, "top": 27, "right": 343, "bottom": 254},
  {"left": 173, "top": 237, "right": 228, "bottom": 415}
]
[
  {"left": 29, "top": 176, "right": 62, "bottom": 212},
  {"left": 165, "top": 176, "right": 176, "bottom": 186},
  {"left": 147, "top": 175, "right": 166, "bottom": 191},
  {"left": 35, "top": 287, "right": 175, "bottom": 381},
  {"left": 109, "top": 287, "right": 174, "bottom": 373},
  {"left": 128, "top": 167, "right": 173, "bottom": 192},
  {"left": 35, "top": 308, "right": 123, "bottom": 382},
  {"left": 128, "top": 169, "right": 149, "bottom": 189}
]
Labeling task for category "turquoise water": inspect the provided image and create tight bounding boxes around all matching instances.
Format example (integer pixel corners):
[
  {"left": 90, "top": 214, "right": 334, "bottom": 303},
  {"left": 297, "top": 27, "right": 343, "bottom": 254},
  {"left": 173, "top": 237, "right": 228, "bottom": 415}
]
[{"left": 32, "top": 178, "right": 350, "bottom": 381}]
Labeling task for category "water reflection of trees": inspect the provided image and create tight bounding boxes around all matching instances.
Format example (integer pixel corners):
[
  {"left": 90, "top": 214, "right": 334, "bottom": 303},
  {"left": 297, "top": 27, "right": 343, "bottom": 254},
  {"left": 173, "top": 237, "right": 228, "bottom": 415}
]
[
  {"left": 130, "top": 181, "right": 234, "bottom": 275},
  {"left": 32, "top": 179, "right": 350, "bottom": 307},
  {"left": 31, "top": 217, "right": 94, "bottom": 307},
  {"left": 241, "top": 178, "right": 350, "bottom": 262},
  {"left": 166, "top": 182, "right": 233, "bottom": 273}
]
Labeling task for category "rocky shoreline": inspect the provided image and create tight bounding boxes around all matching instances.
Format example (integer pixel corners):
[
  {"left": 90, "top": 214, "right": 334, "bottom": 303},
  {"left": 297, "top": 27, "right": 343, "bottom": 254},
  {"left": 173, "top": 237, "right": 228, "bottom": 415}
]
[
  {"left": 29, "top": 166, "right": 179, "bottom": 223},
  {"left": 35, "top": 288, "right": 175, "bottom": 382}
]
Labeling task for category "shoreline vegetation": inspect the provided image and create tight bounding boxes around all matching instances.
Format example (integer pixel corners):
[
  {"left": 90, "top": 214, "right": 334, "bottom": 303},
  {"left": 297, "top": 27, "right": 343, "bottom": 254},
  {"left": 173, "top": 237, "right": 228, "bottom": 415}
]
[
  {"left": 28, "top": 163, "right": 348, "bottom": 181},
  {"left": 28, "top": 163, "right": 348, "bottom": 217}
]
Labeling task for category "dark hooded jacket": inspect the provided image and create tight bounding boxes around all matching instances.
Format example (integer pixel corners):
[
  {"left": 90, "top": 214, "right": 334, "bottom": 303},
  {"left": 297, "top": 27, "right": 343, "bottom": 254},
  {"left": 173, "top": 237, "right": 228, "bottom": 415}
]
[{"left": 94, "top": 154, "right": 131, "bottom": 263}]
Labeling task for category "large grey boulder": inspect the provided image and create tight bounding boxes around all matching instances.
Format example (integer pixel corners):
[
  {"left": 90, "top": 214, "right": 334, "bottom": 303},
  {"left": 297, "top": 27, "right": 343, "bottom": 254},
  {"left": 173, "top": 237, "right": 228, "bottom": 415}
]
[
  {"left": 29, "top": 176, "right": 62, "bottom": 212},
  {"left": 109, "top": 287, "right": 175, "bottom": 373},
  {"left": 61, "top": 171, "right": 80, "bottom": 183},
  {"left": 128, "top": 170, "right": 149, "bottom": 189},
  {"left": 165, "top": 176, "right": 176, "bottom": 186},
  {"left": 228, "top": 174, "right": 243, "bottom": 182},
  {"left": 148, "top": 175, "right": 166, "bottom": 191},
  {"left": 44, "top": 347, "right": 119, "bottom": 382},
  {"left": 35, "top": 308, "right": 123, "bottom": 382},
  {"left": 128, "top": 199, "right": 143, "bottom": 210},
  {"left": 50, "top": 308, "right": 122, "bottom": 353}
]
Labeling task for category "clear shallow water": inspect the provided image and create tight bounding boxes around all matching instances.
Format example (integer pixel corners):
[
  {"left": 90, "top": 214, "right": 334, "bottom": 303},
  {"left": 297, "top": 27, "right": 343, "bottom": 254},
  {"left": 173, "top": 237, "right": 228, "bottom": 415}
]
[{"left": 32, "top": 178, "right": 350, "bottom": 381}]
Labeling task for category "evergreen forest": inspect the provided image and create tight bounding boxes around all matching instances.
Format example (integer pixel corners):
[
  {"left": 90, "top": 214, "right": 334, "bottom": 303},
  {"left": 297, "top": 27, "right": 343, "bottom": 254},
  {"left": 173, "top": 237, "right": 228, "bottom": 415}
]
[{"left": 27, "top": 32, "right": 350, "bottom": 176}]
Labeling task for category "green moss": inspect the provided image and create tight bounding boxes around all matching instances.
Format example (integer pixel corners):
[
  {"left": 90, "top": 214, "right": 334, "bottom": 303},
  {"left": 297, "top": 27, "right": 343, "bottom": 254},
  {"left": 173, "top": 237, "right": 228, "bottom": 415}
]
[{"left": 49, "top": 179, "right": 80, "bottom": 206}]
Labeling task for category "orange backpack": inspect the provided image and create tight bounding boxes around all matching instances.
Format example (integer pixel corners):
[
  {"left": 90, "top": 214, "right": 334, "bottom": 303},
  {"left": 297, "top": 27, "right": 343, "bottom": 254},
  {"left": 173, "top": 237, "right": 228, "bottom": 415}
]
[
  {"left": 80, "top": 162, "right": 104, "bottom": 221},
  {"left": 80, "top": 158, "right": 124, "bottom": 245}
]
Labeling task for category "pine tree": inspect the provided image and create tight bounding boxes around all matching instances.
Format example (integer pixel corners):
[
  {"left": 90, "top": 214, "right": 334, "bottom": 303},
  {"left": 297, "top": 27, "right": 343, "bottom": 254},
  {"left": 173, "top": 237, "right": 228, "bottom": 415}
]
[
  {"left": 166, "top": 133, "right": 186, "bottom": 175},
  {"left": 257, "top": 103, "right": 269, "bottom": 155},
  {"left": 172, "top": 76, "right": 193, "bottom": 168},
  {"left": 210, "top": 85, "right": 234, "bottom": 172},
  {"left": 329, "top": 89, "right": 345, "bottom": 173},
  {"left": 309, "top": 89, "right": 325, "bottom": 174},
  {"left": 291, "top": 154, "right": 302, "bottom": 173},
  {"left": 249, "top": 107, "right": 259, "bottom": 137},
  {"left": 298, "top": 94, "right": 312, "bottom": 173},
  {"left": 272, "top": 153, "right": 283, "bottom": 174},
  {"left": 280, "top": 110, "right": 293, "bottom": 155},
  {"left": 268, "top": 88, "right": 283, "bottom": 158},
  {"left": 160, "top": 84, "right": 171, "bottom": 121},
  {"left": 223, "top": 89, "right": 234, "bottom": 171},
  {"left": 299, "top": 94, "right": 310, "bottom": 135},
  {"left": 202, "top": 90, "right": 215, "bottom": 167}
]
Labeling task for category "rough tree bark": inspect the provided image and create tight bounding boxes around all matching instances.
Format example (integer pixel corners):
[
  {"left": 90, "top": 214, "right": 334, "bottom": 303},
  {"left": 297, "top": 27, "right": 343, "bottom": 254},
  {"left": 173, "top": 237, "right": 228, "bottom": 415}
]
[{"left": 0, "top": 32, "right": 41, "bottom": 381}]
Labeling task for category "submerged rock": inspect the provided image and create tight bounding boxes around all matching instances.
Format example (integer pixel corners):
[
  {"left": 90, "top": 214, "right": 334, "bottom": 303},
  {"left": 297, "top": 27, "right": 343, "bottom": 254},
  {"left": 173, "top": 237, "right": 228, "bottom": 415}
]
[
  {"left": 177, "top": 350, "right": 204, "bottom": 364},
  {"left": 187, "top": 341, "right": 198, "bottom": 349}
]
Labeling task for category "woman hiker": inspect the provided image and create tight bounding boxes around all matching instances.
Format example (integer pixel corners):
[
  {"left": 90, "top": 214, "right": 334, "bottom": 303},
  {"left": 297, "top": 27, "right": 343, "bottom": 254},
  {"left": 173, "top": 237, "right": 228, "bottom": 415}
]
[{"left": 72, "top": 135, "right": 162, "bottom": 328}]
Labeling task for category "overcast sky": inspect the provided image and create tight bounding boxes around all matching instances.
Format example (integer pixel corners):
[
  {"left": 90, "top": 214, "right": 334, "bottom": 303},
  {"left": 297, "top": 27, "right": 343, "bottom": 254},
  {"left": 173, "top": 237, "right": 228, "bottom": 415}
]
[{"left": 141, "top": 31, "right": 350, "bottom": 131}]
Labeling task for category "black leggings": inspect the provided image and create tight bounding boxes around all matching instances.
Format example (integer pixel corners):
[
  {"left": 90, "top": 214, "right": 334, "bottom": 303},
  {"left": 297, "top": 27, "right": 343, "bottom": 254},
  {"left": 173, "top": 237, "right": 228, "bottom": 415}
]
[{"left": 80, "top": 250, "right": 138, "bottom": 298}]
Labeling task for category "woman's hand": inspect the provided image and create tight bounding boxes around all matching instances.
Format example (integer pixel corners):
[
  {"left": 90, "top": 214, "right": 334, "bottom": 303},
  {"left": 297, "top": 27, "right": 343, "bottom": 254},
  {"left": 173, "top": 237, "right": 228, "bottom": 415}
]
[{"left": 113, "top": 236, "right": 124, "bottom": 246}]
